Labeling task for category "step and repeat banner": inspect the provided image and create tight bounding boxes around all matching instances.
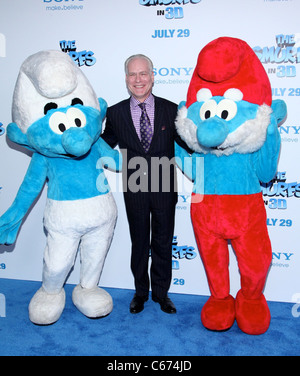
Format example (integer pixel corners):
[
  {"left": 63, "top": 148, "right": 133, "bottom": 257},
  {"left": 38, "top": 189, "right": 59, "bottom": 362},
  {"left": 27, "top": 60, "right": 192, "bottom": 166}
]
[{"left": 0, "top": 0, "right": 299, "bottom": 303}]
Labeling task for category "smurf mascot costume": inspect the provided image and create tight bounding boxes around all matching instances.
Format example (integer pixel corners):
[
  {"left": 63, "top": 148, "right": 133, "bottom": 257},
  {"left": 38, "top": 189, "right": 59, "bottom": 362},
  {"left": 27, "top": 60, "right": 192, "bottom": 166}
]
[
  {"left": 175, "top": 37, "right": 287, "bottom": 335},
  {"left": 0, "top": 50, "right": 121, "bottom": 325}
]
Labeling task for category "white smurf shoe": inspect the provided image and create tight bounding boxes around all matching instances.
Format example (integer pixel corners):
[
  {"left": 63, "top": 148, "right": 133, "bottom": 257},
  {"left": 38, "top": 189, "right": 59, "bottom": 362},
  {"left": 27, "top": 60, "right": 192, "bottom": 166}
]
[
  {"left": 28, "top": 287, "right": 66, "bottom": 325},
  {"left": 72, "top": 284, "right": 113, "bottom": 318}
]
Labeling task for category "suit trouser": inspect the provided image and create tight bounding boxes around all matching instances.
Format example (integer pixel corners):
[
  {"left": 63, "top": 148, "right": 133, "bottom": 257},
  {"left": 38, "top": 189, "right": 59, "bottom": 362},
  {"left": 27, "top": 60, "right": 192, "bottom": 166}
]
[{"left": 124, "top": 192, "right": 176, "bottom": 299}]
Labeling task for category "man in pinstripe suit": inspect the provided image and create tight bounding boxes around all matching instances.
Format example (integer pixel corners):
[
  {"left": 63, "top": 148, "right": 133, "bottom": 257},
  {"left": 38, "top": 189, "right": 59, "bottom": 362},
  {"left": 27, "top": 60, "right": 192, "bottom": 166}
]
[{"left": 102, "top": 54, "right": 189, "bottom": 314}]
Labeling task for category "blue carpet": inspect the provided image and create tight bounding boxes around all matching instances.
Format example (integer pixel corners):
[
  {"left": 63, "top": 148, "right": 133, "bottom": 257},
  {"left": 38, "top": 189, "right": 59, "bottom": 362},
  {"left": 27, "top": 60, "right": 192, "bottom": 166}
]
[{"left": 0, "top": 278, "right": 299, "bottom": 356}]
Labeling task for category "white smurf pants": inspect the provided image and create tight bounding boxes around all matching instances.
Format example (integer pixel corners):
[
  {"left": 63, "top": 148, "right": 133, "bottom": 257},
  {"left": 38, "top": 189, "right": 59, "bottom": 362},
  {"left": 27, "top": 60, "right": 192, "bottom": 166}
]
[{"left": 42, "top": 193, "right": 117, "bottom": 294}]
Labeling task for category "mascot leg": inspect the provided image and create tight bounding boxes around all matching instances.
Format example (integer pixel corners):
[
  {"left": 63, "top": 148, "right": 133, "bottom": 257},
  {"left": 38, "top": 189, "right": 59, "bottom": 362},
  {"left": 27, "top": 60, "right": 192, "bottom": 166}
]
[
  {"left": 195, "top": 232, "right": 235, "bottom": 331},
  {"left": 72, "top": 192, "right": 117, "bottom": 318},
  {"left": 232, "top": 197, "right": 272, "bottom": 335},
  {"left": 191, "top": 199, "right": 235, "bottom": 331},
  {"left": 29, "top": 230, "right": 79, "bottom": 325},
  {"left": 29, "top": 194, "right": 117, "bottom": 324}
]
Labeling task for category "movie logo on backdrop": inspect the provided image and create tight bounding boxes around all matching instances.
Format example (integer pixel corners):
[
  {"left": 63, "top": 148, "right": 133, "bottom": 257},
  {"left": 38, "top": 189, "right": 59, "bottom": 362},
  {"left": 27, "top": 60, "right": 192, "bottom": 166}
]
[
  {"left": 0, "top": 123, "right": 4, "bottom": 136},
  {"left": 59, "top": 40, "right": 96, "bottom": 67},
  {"left": 261, "top": 171, "right": 300, "bottom": 210},
  {"left": 172, "top": 236, "right": 197, "bottom": 271},
  {"left": 254, "top": 34, "right": 300, "bottom": 78},
  {"left": 139, "top": 0, "right": 202, "bottom": 20},
  {"left": 254, "top": 34, "right": 300, "bottom": 146},
  {"left": 261, "top": 169, "right": 297, "bottom": 269},
  {"left": 139, "top": 0, "right": 201, "bottom": 4}
]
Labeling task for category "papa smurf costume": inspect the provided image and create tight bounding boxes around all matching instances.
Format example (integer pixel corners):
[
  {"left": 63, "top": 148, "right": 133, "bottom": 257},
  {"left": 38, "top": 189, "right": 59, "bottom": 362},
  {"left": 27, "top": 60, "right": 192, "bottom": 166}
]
[
  {"left": 0, "top": 50, "right": 121, "bottom": 325},
  {"left": 175, "top": 37, "right": 287, "bottom": 335}
]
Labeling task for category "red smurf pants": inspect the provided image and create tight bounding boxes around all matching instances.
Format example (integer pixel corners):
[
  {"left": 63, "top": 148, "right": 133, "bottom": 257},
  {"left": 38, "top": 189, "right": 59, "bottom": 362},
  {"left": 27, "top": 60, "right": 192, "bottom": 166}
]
[{"left": 191, "top": 192, "right": 272, "bottom": 300}]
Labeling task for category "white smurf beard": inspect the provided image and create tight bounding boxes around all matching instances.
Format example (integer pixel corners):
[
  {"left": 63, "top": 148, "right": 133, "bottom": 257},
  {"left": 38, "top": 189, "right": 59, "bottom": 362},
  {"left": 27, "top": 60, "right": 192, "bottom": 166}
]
[{"left": 175, "top": 104, "right": 272, "bottom": 156}]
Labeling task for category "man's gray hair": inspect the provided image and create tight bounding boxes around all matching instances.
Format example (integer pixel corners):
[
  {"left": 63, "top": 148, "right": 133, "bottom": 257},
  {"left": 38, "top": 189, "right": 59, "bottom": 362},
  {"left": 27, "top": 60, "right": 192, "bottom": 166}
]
[{"left": 124, "top": 54, "right": 154, "bottom": 75}]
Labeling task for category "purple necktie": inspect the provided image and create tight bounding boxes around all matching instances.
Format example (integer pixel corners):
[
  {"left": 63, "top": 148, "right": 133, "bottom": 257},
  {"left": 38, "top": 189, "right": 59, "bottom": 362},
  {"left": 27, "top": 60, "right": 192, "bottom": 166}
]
[{"left": 139, "top": 102, "right": 153, "bottom": 152}]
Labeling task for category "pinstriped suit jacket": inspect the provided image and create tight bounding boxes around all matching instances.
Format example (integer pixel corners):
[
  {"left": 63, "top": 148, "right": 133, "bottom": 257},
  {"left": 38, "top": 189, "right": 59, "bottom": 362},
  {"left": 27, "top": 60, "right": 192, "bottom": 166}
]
[{"left": 101, "top": 95, "right": 185, "bottom": 207}]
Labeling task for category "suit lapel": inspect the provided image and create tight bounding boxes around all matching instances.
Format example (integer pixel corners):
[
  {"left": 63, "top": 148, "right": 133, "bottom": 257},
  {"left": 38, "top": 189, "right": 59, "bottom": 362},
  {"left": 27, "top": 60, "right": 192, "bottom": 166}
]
[{"left": 148, "top": 96, "right": 163, "bottom": 153}]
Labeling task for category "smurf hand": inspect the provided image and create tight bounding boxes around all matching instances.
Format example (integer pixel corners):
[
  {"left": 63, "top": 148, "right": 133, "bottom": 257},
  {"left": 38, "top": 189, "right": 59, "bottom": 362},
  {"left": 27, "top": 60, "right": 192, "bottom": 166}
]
[
  {"left": 97, "top": 138, "right": 122, "bottom": 172},
  {"left": 0, "top": 204, "right": 24, "bottom": 245}
]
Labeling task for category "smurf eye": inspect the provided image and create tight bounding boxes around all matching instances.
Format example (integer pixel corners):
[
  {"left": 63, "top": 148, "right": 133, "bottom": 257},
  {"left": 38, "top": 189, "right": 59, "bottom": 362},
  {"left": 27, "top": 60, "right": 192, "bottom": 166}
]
[
  {"left": 216, "top": 99, "right": 237, "bottom": 121},
  {"left": 200, "top": 100, "right": 217, "bottom": 121},
  {"left": 49, "top": 108, "right": 86, "bottom": 135},
  {"left": 49, "top": 111, "right": 69, "bottom": 134},
  {"left": 66, "top": 108, "right": 86, "bottom": 128}
]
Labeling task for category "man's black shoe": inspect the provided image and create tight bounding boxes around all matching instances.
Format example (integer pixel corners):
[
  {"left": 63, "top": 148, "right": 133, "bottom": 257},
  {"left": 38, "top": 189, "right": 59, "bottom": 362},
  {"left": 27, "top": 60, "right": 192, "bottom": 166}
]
[
  {"left": 130, "top": 294, "right": 148, "bottom": 314},
  {"left": 152, "top": 295, "right": 177, "bottom": 314}
]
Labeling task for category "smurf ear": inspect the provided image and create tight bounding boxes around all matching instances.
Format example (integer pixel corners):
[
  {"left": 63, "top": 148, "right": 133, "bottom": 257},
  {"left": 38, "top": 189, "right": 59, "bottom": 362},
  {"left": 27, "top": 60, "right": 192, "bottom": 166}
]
[
  {"left": 178, "top": 101, "right": 186, "bottom": 110},
  {"left": 271, "top": 99, "right": 287, "bottom": 125},
  {"left": 7, "top": 123, "right": 27, "bottom": 144},
  {"left": 6, "top": 122, "right": 34, "bottom": 151},
  {"left": 98, "top": 97, "right": 107, "bottom": 117}
]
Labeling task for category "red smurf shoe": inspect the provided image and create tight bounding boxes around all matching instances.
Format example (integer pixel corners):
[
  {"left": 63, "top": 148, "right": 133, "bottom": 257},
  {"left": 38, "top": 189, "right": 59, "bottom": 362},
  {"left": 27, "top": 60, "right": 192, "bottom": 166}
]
[
  {"left": 201, "top": 295, "right": 235, "bottom": 331},
  {"left": 235, "top": 289, "right": 271, "bottom": 335}
]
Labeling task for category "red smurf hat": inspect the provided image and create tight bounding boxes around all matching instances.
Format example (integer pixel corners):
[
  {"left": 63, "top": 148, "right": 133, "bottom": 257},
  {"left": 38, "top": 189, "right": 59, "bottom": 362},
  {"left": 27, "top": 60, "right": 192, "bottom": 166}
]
[{"left": 186, "top": 37, "right": 272, "bottom": 108}]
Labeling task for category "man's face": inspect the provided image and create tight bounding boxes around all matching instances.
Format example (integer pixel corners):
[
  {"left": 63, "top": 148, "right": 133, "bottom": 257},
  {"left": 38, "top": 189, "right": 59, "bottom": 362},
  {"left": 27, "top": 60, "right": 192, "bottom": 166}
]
[{"left": 126, "top": 58, "right": 154, "bottom": 102}]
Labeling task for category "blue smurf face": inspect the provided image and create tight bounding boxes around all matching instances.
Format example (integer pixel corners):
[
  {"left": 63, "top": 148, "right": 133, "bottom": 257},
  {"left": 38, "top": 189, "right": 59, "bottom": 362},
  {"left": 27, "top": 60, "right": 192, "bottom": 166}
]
[
  {"left": 186, "top": 89, "right": 259, "bottom": 148},
  {"left": 26, "top": 102, "right": 101, "bottom": 158}
]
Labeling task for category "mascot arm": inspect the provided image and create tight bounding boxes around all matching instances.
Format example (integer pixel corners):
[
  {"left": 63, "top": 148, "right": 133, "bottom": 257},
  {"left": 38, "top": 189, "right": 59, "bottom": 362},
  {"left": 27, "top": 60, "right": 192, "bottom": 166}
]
[
  {"left": 96, "top": 138, "right": 122, "bottom": 172},
  {"left": 0, "top": 153, "right": 47, "bottom": 244},
  {"left": 255, "top": 100, "right": 287, "bottom": 183},
  {"left": 96, "top": 97, "right": 123, "bottom": 170},
  {"left": 175, "top": 141, "right": 194, "bottom": 181}
]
